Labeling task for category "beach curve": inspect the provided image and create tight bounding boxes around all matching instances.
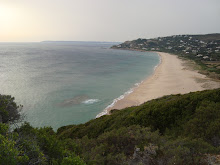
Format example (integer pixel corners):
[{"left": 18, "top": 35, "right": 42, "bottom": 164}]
[{"left": 101, "top": 52, "right": 220, "bottom": 115}]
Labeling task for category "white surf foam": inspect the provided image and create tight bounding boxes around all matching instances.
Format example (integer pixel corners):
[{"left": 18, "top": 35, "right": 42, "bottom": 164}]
[
  {"left": 96, "top": 82, "right": 142, "bottom": 118},
  {"left": 96, "top": 53, "right": 161, "bottom": 118},
  {"left": 154, "top": 53, "right": 162, "bottom": 71},
  {"left": 82, "top": 99, "right": 100, "bottom": 104}
]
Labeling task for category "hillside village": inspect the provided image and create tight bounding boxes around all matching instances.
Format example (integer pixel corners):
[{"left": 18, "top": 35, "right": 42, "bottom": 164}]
[
  {"left": 112, "top": 34, "right": 220, "bottom": 61},
  {"left": 112, "top": 34, "right": 220, "bottom": 77}
]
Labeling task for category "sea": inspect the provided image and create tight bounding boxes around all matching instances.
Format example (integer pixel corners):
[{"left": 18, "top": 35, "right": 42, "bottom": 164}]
[{"left": 0, "top": 42, "right": 159, "bottom": 130}]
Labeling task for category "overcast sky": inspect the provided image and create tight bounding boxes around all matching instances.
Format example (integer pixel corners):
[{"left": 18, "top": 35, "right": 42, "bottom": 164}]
[{"left": 0, "top": 0, "right": 219, "bottom": 42}]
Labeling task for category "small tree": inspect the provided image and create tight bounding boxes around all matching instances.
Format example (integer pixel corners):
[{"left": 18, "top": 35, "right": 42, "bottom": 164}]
[{"left": 0, "top": 95, "right": 22, "bottom": 124}]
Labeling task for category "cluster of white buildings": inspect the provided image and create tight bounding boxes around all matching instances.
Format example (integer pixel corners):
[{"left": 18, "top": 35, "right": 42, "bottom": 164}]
[{"left": 114, "top": 35, "right": 220, "bottom": 61}]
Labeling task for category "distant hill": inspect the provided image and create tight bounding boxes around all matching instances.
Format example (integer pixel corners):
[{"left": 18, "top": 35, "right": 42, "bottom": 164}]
[
  {"left": 192, "top": 33, "right": 220, "bottom": 42},
  {"left": 112, "top": 33, "right": 220, "bottom": 79}
]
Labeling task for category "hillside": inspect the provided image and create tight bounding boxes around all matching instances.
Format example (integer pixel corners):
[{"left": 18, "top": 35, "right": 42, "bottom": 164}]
[
  {"left": 112, "top": 33, "right": 220, "bottom": 78},
  {"left": 193, "top": 33, "right": 220, "bottom": 42},
  {"left": 58, "top": 89, "right": 220, "bottom": 141},
  {"left": 1, "top": 89, "right": 220, "bottom": 164},
  {"left": 57, "top": 88, "right": 220, "bottom": 164}
]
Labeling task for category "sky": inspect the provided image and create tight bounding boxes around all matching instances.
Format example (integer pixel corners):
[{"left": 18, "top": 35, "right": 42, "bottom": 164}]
[{"left": 0, "top": 0, "right": 220, "bottom": 42}]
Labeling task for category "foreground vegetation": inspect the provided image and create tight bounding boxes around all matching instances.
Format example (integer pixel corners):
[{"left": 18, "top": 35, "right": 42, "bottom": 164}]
[
  {"left": 0, "top": 95, "right": 85, "bottom": 165},
  {"left": 1, "top": 89, "right": 220, "bottom": 164}
]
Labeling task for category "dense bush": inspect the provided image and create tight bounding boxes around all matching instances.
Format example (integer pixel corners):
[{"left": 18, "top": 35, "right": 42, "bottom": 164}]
[
  {"left": 0, "top": 122, "right": 86, "bottom": 165},
  {"left": 57, "top": 88, "right": 220, "bottom": 164},
  {"left": 1, "top": 89, "right": 220, "bottom": 164},
  {"left": 0, "top": 93, "right": 85, "bottom": 165},
  {"left": 71, "top": 125, "right": 218, "bottom": 164},
  {"left": 0, "top": 95, "right": 22, "bottom": 123},
  {"left": 58, "top": 89, "right": 220, "bottom": 141}
]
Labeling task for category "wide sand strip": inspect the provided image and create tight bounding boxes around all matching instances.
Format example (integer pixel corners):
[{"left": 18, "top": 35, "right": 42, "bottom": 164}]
[{"left": 107, "top": 52, "right": 220, "bottom": 113}]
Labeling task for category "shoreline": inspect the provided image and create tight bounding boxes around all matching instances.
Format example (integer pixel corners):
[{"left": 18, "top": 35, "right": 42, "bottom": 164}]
[
  {"left": 98, "top": 51, "right": 220, "bottom": 116},
  {"left": 96, "top": 51, "right": 161, "bottom": 118}
]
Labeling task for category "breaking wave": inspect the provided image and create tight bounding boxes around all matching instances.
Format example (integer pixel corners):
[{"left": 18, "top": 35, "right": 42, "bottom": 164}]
[
  {"left": 96, "top": 82, "right": 143, "bottom": 118},
  {"left": 82, "top": 99, "right": 100, "bottom": 104}
]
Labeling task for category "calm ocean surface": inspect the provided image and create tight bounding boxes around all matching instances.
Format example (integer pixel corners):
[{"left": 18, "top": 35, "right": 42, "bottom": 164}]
[{"left": 0, "top": 42, "right": 159, "bottom": 130}]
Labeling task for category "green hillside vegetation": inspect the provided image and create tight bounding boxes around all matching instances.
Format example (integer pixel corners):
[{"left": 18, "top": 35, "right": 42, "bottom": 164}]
[
  {"left": 112, "top": 33, "right": 220, "bottom": 79},
  {"left": 193, "top": 33, "right": 220, "bottom": 42},
  {"left": 58, "top": 89, "right": 220, "bottom": 141},
  {"left": 1, "top": 89, "right": 220, "bottom": 164}
]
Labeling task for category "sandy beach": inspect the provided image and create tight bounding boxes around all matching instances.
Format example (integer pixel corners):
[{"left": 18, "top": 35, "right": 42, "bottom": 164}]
[{"left": 107, "top": 52, "right": 220, "bottom": 113}]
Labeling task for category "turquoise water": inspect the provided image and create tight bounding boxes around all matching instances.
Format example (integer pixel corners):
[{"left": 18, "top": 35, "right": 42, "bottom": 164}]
[{"left": 0, "top": 42, "right": 159, "bottom": 130}]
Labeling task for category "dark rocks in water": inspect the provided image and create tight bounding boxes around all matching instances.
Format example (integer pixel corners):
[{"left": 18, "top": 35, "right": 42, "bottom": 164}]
[{"left": 56, "top": 95, "right": 89, "bottom": 107}]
